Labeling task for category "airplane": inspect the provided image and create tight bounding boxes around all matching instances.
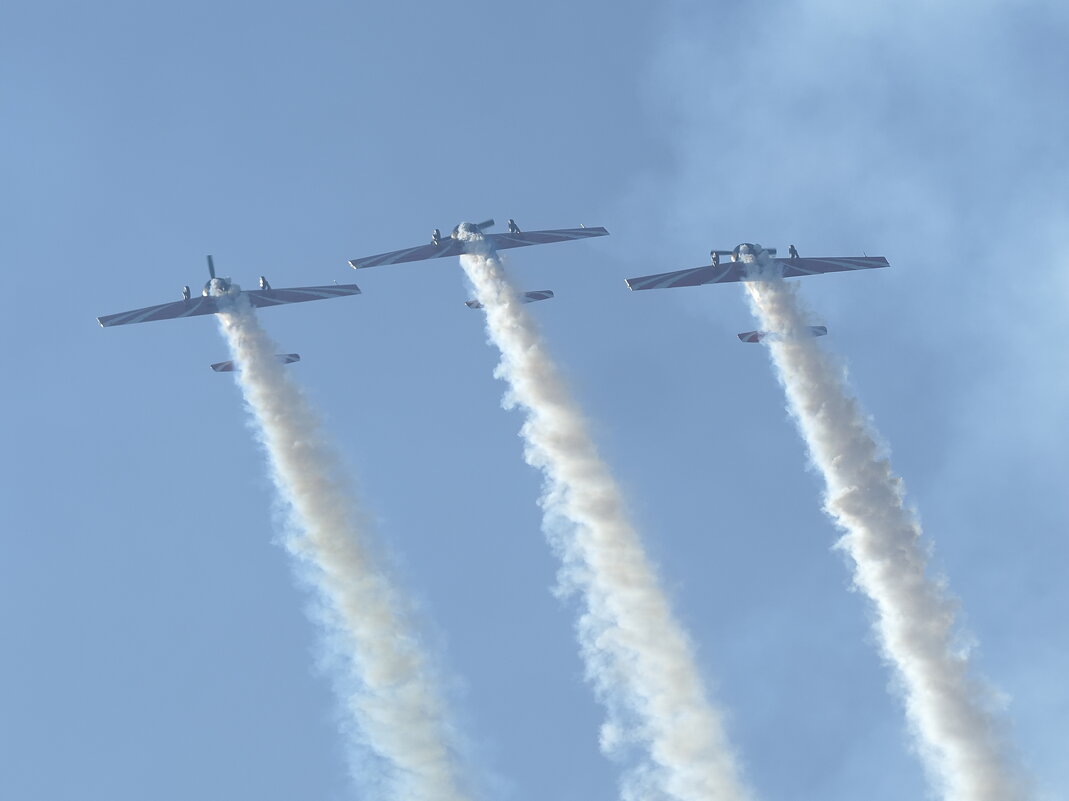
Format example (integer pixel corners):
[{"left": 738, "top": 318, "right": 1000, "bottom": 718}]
[
  {"left": 348, "top": 218, "right": 608, "bottom": 308},
  {"left": 624, "top": 243, "right": 889, "bottom": 292},
  {"left": 211, "top": 353, "right": 301, "bottom": 372},
  {"left": 348, "top": 219, "right": 609, "bottom": 270},
  {"left": 97, "top": 256, "right": 362, "bottom": 328},
  {"left": 737, "top": 325, "right": 828, "bottom": 343}
]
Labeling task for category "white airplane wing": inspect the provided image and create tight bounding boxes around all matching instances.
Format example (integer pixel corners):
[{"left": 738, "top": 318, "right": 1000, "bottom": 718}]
[
  {"left": 484, "top": 226, "right": 610, "bottom": 252},
  {"left": 97, "top": 296, "right": 224, "bottom": 327},
  {"left": 98, "top": 284, "right": 361, "bottom": 327},
  {"left": 349, "top": 227, "right": 608, "bottom": 269},
  {"left": 243, "top": 284, "right": 362, "bottom": 308},
  {"left": 349, "top": 239, "right": 467, "bottom": 269},
  {"left": 626, "top": 256, "right": 888, "bottom": 291},
  {"left": 778, "top": 256, "right": 889, "bottom": 278}
]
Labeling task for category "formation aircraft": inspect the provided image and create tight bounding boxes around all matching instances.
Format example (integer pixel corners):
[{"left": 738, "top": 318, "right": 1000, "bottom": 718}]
[
  {"left": 624, "top": 243, "right": 888, "bottom": 291},
  {"left": 348, "top": 218, "right": 609, "bottom": 308},
  {"left": 97, "top": 256, "right": 362, "bottom": 328},
  {"left": 626, "top": 242, "right": 887, "bottom": 342}
]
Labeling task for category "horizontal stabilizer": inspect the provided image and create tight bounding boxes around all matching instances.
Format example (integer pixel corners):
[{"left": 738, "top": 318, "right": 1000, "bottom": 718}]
[
  {"left": 211, "top": 353, "right": 300, "bottom": 372},
  {"left": 522, "top": 289, "right": 554, "bottom": 303},
  {"left": 465, "top": 290, "right": 555, "bottom": 310},
  {"left": 738, "top": 325, "right": 827, "bottom": 343}
]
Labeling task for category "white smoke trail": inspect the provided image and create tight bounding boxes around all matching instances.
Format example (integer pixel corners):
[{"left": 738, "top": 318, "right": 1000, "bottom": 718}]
[
  {"left": 216, "top": 293, "right": 470, "bottom": 801},
  {"left": 744, "top": 268, "right": 1025, "bottom": 801},
  {"left": 460, "top": 249, "right": 752, "bottom": 801}
]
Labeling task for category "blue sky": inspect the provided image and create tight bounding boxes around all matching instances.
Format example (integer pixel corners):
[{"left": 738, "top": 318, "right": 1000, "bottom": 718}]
[{"left": 2, "top": 1, "right": 1066, "bottom": 800}]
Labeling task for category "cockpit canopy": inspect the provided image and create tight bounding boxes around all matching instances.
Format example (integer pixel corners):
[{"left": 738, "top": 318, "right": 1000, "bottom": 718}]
[
  {"left": 731, "top": 243, "right": 766, "bottom": 261},
  {"left": 451, "top": 222, "right": 482, "bottom": 239},
  {"left": 202, "top": 276, "right": 232, "bottom": 297}
]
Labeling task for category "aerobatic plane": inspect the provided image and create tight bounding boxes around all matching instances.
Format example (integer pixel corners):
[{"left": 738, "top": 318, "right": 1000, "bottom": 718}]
[
  {"left": 97, "top": 256, "right": 362, "bottom": 328},
  {"left": 349, "top": 219, "right": 609, "bottom": 269},
  {"left": 348, "top": 218, "right": 608, "bottom": 308},
  {"left": 624, "top": 243, "right": 889, "bottom": 292}
]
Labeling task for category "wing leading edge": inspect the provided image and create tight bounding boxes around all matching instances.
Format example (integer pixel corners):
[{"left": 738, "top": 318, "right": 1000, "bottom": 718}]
[
  {"left": 626, "top": 256, "right": 889, "bottom": 291},
  {"left": 97, "top": 284, "right": 362, "bottom": 327}
]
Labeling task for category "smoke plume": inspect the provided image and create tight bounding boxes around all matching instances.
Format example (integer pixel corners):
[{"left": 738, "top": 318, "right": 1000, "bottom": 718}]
[
  {"left": 744, "top": 269, "right": 1025, "bottom": 801},
  {"left": 460, "top": 250, "right": 752, "bottom": 801},
  {"left": 217, "top": 295, "right": 470, "bottom": 801}
]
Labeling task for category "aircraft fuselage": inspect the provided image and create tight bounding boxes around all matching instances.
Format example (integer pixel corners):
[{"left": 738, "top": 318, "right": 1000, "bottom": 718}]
[
  {"left": 202, "top": 277, "right": 234, "bottom": 297},
  {"left": 451, "top": 222, "right": 483, "bottom": 239},
  {"left": 731, "top": 243, "right": 771, "bottom": 262}
]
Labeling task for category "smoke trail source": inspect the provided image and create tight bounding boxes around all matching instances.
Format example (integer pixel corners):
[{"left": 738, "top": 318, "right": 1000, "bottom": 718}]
[
  {"left": 744, "top": 268, "right": 1024, "bottom": 801},
  {"left": 460, "top": 247, "right": 752, "bottom": 801},
  {"left": 216, "top": 294, "right": 469, "bottom": 801}
]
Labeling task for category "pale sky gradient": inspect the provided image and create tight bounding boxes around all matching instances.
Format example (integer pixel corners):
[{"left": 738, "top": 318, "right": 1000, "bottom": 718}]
[{"left": 2, "top": 1, "right": 1066, "bottom": 800}]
